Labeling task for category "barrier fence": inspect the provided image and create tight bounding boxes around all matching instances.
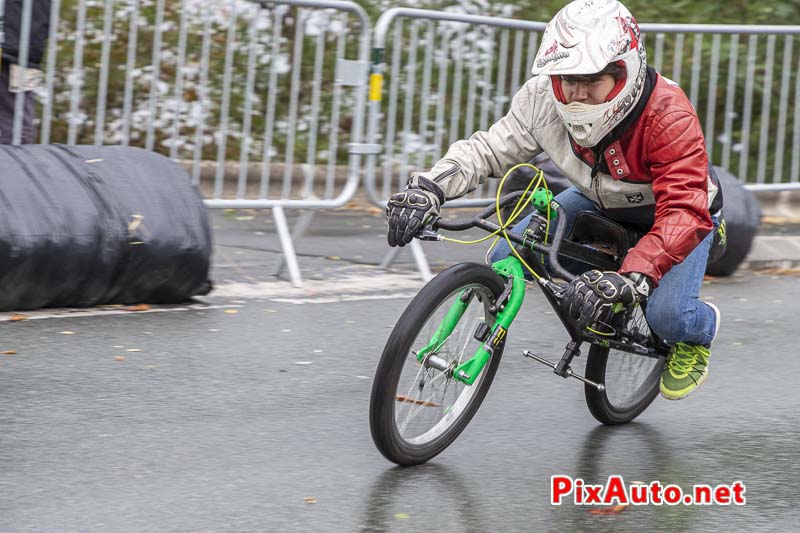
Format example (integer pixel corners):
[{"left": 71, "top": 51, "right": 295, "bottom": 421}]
[
  {"left": 362, "top": 10, "right": 548, "bottom": 209},
  {"left": 363, "top": 8, "right": 800, "bottom": 210},
  {"left": 360, "top": 8, "right": 800, "bottom": 276},
  {"left": 3, "top": 1, "right": 800, "bottom": 282}
]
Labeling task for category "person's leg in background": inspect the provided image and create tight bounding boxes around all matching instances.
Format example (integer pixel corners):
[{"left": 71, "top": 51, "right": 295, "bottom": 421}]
[
  {"left": 0, "top": 62, "right": 38, "bottom": 144},
  {"left": 644, "top": 218, "right": 722, "bottom": 400}
]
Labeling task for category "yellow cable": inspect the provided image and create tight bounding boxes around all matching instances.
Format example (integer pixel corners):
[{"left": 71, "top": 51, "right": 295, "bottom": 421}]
[
  {"left": 436, "top": 165, "right": 617, "bottom": 336},
  {"left": 586, "top": 325, "right": 616, "bottom": 337},
  {"left": 431, "top": 163, "right": 628, "bottom": 335},
  {"left": 482, "top": 164, "right": 543, "bottom": 252},
  {"left": 496, "top": 163, "right": 550, "bottom": 281},
  {"left": 441, "top": 164, "right": 540, "bottom": 245},
  {"left": 437, "top": 162, "right": 554, "bottom": 281}
]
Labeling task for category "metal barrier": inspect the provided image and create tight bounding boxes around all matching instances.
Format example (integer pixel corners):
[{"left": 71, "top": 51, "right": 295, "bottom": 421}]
[
  {"left": 364, "top": 8, "right": 800, "bottom": 202},
  {"left": 363, "top": 9, "right": 547, "bottom": 211},
  {"left": 359, "top": 10, "right": 549, "bottom": 278},
  {"left": 2, "top": 0, "right": 370, "bottom": 287},
  {"left": 363, "top": 8, "right": 800, "bottom": 278},
  {"left": 638, "top": 23, "right": 800, "bottom": 192}
]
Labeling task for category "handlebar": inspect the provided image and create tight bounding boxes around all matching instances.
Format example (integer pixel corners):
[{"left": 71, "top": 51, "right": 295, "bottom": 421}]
[{"left": 428, "top": 191, "right": 576, "bottom": 282}]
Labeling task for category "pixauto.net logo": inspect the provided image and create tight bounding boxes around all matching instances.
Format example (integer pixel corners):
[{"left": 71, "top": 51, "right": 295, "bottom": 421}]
[{"left": 551, "top": 475, "right": 746, "bottom": 506}]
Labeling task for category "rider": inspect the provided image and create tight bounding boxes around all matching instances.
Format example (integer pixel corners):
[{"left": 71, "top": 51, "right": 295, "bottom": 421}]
[{"left": 385, "top": 0, "right": 723, "bottom": 401}]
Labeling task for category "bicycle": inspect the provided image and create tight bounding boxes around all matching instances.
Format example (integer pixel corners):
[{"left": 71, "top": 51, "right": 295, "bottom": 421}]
[{"left": 369, "top": 173, "right": 670, "bottom": 466}]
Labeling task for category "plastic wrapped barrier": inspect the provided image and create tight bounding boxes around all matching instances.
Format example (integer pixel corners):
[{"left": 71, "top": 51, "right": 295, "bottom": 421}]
[
  {"left": 0, "top": 145, "right": 212, "bottom": 311},
  {"left": 705, "top": 166, "right": 761, "bottom": 276}
]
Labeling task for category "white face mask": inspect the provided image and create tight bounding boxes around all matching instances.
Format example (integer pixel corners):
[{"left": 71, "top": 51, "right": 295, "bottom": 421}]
[{"left": 556, "top": 101, "right": 616, "bottom": 147}]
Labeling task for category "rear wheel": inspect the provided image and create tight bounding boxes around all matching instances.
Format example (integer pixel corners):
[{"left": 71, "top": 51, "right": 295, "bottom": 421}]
[
  {"left": 583, "top": 304, "right": 664, "bottom": 425},
  {"left": 369, "top": 263, "right": 506, "bottom": 465}
]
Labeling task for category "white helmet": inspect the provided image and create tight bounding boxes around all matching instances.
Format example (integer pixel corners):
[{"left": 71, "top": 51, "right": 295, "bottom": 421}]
[{"left": 531, "top": 0, "right": 647, "bottom": 147}]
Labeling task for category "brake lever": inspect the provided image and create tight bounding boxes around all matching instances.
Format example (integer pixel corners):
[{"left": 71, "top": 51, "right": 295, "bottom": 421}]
[
  {"left": 416, "top": 228, "right": 443, "bottom": 241},
  {"left": 416, "top": 217, "right": 444, "bottom": 241},
  {"left": 539, "top": 277, "right": 568, "bottom": 299}
]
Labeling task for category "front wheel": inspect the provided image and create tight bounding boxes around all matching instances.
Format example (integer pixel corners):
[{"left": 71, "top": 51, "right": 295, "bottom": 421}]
[
  {"left": 369, "top": 263, "right": 507, "bottom": 466},
  {"left": 583, "top": 304, "right": 665, "bottom": 425}
]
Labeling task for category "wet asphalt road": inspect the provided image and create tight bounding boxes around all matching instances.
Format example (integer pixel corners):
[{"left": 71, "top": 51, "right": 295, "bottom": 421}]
[{"left": 1, "top": 208, "right": 799, "bottom": 532}]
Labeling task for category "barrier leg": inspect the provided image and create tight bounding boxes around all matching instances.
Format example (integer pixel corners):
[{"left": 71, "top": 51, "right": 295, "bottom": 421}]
[
  {"left": 409, "top": 240, "right": 433, "bottom": 282},
  {"left": 379, "top": 242, "right": 432, "bottom": 282},
  {"left": 272, "top": 210, "right": 316, "bottom": 277},
  {"left": 379, "top": 246, "right": 402, "bottom": 268},
  {"left": 273, "top": 206, "right": 303, "bottom": 288}
]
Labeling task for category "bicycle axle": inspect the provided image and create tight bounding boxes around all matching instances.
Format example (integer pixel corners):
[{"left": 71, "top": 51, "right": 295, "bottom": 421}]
[{"left": 522, "top": 350, "right": 606, "bottom": 391}]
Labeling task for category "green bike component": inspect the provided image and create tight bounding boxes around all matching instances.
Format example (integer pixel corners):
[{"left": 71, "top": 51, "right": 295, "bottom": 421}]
[
  {"left": 414, "top": 257, "right": 527, "bottom": 384},
  {"left": 413, "top": 186, "right": 556, "bottom": 383},
  {"left": 415, "top": 293, "right": 473, "bottom": 362},
  {"left": 530, "top": 188, "right": 557, "bottom": 219},
  {"left": 452, "top": 257, "right": 527, "bottom": 385}
]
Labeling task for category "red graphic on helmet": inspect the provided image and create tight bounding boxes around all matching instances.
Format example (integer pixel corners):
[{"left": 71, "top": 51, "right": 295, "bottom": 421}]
[
  {"left": 544, "top": 40, "right": 560, "bottom": 56},
  {"left": 616, "top": 16, "right": 640, "bottom": 51}
]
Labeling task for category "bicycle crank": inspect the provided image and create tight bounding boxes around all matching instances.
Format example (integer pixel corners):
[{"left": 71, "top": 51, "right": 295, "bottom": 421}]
[{"left": 522, "top": 350, "right": 606, "bottom": 391}]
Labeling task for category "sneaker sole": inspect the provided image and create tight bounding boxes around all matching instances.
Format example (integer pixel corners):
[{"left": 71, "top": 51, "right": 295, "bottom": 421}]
[
  {"left": 706, "top": 301, "right": 722, "bottom": 345},
  {"left": 660, "top": 364, "right": 710, "bottom": 401}
]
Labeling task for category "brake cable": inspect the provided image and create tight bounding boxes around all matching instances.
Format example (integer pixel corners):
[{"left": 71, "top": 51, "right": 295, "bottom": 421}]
[{"left": 439, "top": 162, "right": 552, "bottom": 281}]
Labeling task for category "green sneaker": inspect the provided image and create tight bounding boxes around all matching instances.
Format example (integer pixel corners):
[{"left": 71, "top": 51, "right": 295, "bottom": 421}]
[
  {"left": 660, "top": 342, "right": 710, "bottom": 400},
  {"left": 660, "top": 302, "right": 720, "bottom": 401}
]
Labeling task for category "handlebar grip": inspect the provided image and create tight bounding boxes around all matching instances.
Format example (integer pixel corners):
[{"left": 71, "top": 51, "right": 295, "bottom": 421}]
[{"left": 431, "top": 216, "right": 472, "bottom": 232}]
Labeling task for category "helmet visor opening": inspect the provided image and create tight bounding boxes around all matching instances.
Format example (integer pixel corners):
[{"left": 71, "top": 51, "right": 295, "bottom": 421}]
[
  {"left": 549, "top": 60, "right": 628, "bottom": 105},
  {"left": 603, "top": 61, "right": 628, "bottom": 102}
]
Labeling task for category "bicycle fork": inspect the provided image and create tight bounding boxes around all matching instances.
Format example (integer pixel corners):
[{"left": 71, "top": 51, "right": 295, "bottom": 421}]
[{"left": 416, "top": 257, "right": 527, "bottom": 386}]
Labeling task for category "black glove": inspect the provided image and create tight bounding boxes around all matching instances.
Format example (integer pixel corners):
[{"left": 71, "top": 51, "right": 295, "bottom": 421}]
[
  {"left": 561, "top": 270, "right": 653, "bottom": 330},
  {"left": 386, "top": 176, "right": 444, "bottom": 247}
]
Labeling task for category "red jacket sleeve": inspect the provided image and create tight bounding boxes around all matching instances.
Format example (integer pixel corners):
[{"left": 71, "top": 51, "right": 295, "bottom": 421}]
[{"left": 618, "top": 110, "right": 713, "bottom": 285}]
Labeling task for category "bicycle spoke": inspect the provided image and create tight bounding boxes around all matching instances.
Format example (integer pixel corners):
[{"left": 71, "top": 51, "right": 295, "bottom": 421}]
[
  {"left": 456, "top": 319, "right": 475, "bottom": 366},
  {"left": 400, "top": 365, "right": 427, "bottom": 408},
  {"left": 602, "top": 305, "right": 661, "bottom": 409},
  {"left": 398, "top": 371, "right": 450, "bottom": 435}
]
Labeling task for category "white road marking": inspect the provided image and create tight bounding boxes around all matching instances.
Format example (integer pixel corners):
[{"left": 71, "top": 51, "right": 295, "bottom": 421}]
[
  {"left": 208, "top": 269, "right": 424, "bottom": 302},
  {"left": 208, "top": 269, "right": 423, "bottom": 299},
  {"left": 0, "top": 268, "right": 425, "bottom": 318},
  {"left": 0, "top": 304, "right": 243, "bottom": 322},
  {"left": 268, "top": 292, "right": 417, "bottom": 305}
]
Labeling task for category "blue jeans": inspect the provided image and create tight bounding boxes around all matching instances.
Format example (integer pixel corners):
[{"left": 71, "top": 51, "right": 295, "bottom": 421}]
[{"left": 489, "top": 187, "right": 719, "bottom": 346}]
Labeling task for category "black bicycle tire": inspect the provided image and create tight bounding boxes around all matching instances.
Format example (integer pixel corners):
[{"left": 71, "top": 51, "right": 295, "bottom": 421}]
[
  {"left": 583, "top": 343, "right": 663, "bottom": 425},
  {"left": 369, "top": 262, "right": 507, "bottom": 466}
]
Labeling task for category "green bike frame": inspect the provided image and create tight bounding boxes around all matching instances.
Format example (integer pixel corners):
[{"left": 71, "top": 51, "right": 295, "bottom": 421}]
[{"left": 415, "top": 256, "right": 527, "bottom": 385}]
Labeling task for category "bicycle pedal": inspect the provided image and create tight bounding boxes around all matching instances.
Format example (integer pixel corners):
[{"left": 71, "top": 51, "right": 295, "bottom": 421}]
[
  {"left": 522, "top": 350, "right": 557, "bottom": 369},
  {"left": 523, "top": 350, "right": 605, "bottom": 391}
]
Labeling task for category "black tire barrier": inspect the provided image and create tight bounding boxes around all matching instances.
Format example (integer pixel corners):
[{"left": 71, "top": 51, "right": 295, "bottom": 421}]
[
  {"left": 499, "top": 156, "right": 759, "bottom": 277},
  {"left": 705, "top": 166, "right": 761, "bottom": 276},
  {"left": 0, "top": 145, "right": 212, "bottom": 311}
]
